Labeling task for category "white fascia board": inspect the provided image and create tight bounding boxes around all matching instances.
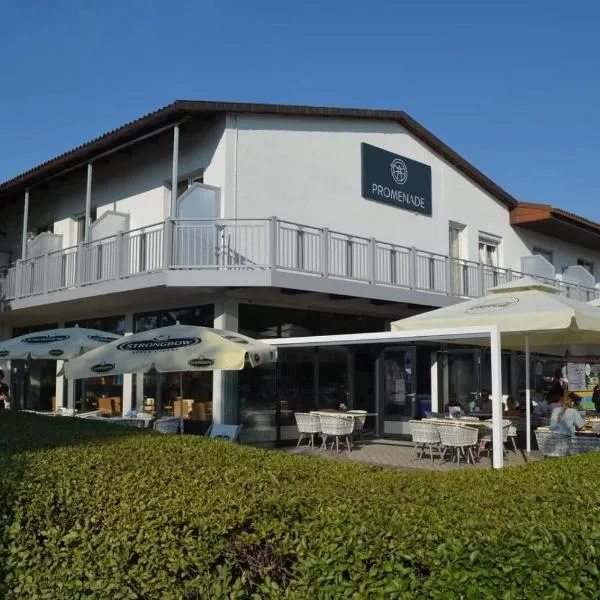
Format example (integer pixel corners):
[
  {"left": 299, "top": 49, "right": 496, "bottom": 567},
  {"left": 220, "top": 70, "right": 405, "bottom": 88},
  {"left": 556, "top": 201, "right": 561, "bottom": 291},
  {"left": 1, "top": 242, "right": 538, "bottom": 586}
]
[{"left": 262, "top": 325, "right": 497, "bottom": 347}]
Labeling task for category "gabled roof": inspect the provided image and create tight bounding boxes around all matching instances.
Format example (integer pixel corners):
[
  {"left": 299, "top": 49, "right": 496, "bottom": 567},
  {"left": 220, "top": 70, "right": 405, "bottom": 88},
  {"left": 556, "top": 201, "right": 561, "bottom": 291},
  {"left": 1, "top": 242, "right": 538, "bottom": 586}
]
[
  {"left": 511, "top": 202, "right": 600, "bottom": 250},
  {"left": 0, "top": 100, "right": 518, "bottom": 209}
]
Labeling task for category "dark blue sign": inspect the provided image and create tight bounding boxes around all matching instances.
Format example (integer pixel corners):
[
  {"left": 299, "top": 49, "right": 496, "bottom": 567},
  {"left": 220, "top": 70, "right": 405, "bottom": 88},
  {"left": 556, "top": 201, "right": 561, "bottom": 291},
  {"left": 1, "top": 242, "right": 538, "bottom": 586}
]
[{"left": 361, "top": 143, "right": 432, "bottom": 216}]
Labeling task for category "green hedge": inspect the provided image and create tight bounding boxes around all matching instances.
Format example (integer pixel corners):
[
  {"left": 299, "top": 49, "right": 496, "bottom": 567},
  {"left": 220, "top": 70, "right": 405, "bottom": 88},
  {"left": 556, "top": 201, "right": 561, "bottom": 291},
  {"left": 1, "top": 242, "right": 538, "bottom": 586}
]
[{"left": 0, "top": 412, "right": 599, "bottom": 599}]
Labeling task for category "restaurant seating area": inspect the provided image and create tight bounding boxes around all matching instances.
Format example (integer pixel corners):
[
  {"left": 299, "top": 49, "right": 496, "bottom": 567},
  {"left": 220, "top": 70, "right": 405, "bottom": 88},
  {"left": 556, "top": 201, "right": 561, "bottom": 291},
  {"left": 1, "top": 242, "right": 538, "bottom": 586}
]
[
  {"left": 535, "top": 414, "right": 600, "bottom": 457},
  {"left": 294, "top": 410, "right": 374, "bottom": 453},
  {"left": 405, "top": 416, "right": 516, "bottom": 466}
]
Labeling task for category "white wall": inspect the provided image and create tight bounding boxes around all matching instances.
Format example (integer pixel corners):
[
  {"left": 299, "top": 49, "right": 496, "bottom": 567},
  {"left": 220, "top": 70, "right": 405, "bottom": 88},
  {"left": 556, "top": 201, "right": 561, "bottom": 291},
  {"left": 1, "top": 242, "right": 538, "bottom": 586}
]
[
  {"left": 513, "top": 227, "right": 600, "bottom": 276},
  {"left": 23, "top": 118, "right": 227, "bottom": 248},
  {"left": 15, "top": 111, "right": 600, "bottom": 278},
  {"left": 231, "top": 115, "right": 521, "bottom": 267}
]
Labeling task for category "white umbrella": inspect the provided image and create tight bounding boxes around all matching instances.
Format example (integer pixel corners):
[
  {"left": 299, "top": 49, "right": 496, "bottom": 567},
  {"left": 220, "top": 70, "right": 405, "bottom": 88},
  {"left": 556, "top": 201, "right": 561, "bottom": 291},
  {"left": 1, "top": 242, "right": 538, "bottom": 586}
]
[
  {"left": 0, "top": 326, "right": 121, "bottom": 360},
  {"left": 64, "top": 324, "right": 277, "bottom": 378},
  {"left": 64, "top": 323, "right": 278, "bottom": 433},
  {"left": 392, "top": 278, "right": 600, "bottom": 457}
]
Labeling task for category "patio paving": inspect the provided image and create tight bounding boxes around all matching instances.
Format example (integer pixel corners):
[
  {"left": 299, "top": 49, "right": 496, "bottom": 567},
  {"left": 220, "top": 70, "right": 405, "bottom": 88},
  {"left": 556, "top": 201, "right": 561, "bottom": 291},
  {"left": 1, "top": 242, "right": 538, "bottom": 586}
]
[{"left": 283, "top": 438, "right": 543, "bottom": 471}]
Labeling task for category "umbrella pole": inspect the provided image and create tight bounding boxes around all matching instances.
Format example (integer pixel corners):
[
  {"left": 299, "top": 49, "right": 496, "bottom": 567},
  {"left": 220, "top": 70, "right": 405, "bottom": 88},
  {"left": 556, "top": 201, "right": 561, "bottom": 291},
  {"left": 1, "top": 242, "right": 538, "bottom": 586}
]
[
  {"left": 179, "top": 372, "right": 183, "bottom": 435},
  {"left": 525, "top": 335, "right": 531, "bottom": 454}
]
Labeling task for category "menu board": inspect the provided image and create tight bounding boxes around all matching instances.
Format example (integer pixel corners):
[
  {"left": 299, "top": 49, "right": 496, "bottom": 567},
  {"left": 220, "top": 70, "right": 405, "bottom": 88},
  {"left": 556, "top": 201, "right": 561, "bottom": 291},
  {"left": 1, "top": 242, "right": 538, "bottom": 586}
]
[{"left": 567, "top": 362, "right": 587, "bottom": 391}]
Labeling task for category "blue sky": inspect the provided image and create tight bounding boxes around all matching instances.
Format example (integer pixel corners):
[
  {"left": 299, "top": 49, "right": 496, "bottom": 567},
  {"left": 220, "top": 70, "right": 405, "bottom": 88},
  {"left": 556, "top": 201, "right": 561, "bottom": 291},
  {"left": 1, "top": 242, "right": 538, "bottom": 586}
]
[{"left": 1, "top": 0, "right": 599, "bottom": 221}]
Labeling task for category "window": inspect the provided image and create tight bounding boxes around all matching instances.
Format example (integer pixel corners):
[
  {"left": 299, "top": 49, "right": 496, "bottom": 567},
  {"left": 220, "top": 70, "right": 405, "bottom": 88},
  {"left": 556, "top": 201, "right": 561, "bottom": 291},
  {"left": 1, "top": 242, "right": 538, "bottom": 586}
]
[
  {"left": 169, "top": 170, "right": 204, "bottom": 198},
  {"left": 76, "top": 208, "right": 97, "bottom": 242},
  {"left": 577, "top": 258, "right": 594, "bottom": 275},
  {"left": 478, "top": 238, "right": 499, "bottom": 267},
  {"left": 533, "top": 247, "right": 554, "bottom": 265}
]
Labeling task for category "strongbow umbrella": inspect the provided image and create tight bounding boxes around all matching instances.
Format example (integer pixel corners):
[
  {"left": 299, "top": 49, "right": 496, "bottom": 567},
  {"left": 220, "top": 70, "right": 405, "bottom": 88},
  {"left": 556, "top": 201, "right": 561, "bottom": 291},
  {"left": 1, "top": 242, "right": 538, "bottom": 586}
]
[
  {"left": 0, "top": 327, "right": 121, "bottom": 360},
  {"left": 64, "top": 324, "right": 277, "bottom": 379},
  {"left": 391, "top": 278, "right": 600, "bottom": 456}
]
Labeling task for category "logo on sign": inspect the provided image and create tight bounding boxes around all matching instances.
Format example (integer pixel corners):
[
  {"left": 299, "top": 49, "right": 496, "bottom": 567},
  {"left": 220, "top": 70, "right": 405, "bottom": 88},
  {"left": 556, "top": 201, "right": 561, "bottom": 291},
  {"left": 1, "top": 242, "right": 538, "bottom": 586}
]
[
  {"left": 23, "top": 335, "right": 70, "bottom": 345},
  {"left": 361, "top": 143, "right": 432, "bottom": 217},
  {"left": 49, "top": 349, "right": 64, "bottom": 357},
  {"left": 117, "top": 337, "right": 200, "bottom": 352},
  {"left": 88, "top": 335, "right": 118, "bottom": 344},
  {"left": 91, "top": 362, "right": 115, "bottom": 374},
  {"left": 465, "top": 297, "right": 519, "bottom": 315},
  {"left": 390, "top": 158, "right": 408, "bottom": 185},
  {"left": 188, "top": 357, "right": 215, "bottom": 368}
]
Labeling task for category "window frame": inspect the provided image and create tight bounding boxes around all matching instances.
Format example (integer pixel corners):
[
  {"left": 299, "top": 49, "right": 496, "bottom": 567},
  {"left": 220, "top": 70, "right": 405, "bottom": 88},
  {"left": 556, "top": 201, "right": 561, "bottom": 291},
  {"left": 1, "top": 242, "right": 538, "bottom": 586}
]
[
  {"left": 75, "top": 207, "right": 98, "bottom": 243},
  {"left": 478, "top": 235, "right": 500, "bottom": 268}
]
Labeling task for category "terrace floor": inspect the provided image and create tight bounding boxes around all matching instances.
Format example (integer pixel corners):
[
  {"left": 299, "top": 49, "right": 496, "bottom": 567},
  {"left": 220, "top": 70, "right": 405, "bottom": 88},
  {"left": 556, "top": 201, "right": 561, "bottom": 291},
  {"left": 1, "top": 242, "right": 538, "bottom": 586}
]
[{"left": 283, "top": 438, "right": 543, "bottom": 471}]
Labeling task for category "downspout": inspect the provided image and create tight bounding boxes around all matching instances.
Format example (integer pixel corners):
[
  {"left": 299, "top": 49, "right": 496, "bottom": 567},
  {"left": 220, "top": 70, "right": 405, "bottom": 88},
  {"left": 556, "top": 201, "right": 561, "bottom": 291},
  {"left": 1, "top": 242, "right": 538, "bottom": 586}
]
[{"left": 233, "top": 113, "right": 239, "bottom": 221}]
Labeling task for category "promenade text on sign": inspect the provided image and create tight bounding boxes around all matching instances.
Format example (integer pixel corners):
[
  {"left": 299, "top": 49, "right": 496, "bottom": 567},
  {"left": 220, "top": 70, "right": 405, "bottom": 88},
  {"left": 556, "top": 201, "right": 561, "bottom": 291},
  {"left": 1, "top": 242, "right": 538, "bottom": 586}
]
[{"left": 361, "top": 143, "right": 432, "bottom": 216}]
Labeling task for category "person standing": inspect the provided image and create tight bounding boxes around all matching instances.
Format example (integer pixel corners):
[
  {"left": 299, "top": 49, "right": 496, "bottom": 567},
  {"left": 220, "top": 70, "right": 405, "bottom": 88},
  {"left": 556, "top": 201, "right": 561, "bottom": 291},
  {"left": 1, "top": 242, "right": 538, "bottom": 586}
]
[
  {"left": 550, "top": 370, "right": 565, "bottom": 398},
  {"left": 592, "top": 384, "right": 600, "bottom": 414},
  {"left": 0, "top": 369, "right": 9, "bottom": 410}
]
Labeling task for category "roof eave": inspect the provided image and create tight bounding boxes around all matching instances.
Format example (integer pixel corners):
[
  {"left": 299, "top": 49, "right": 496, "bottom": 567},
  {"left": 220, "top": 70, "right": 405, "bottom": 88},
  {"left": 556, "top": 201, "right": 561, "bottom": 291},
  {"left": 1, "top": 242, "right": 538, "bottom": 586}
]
[{"left": 0, "top": 100, "right": 519, "bottom": 212}]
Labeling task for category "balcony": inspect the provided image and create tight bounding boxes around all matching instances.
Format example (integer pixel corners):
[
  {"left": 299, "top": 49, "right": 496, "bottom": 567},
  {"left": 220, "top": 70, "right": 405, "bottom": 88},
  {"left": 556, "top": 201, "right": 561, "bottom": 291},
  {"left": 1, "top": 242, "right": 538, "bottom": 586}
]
[{"left": 1, "top": 218, "right": 599, "bottom": 310}]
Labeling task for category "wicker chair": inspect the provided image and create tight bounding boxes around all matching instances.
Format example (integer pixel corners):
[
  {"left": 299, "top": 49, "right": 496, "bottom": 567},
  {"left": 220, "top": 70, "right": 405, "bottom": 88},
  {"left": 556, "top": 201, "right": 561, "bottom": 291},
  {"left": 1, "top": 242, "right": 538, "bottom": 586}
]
[
  {"left": 478, "top": 420, "right": 511, "bottom": 458},
  {"left": 347, "top": 410, "right": 368, "bottom": 443},
  {"left": 153, "top": 416, "right": 181, "bottom": 434},
  {"left": 438, "top": 424, "right": 479, "bottom": 466},
  {"left": 507, "top": 422, "right": 518, "bottom": 452},
  {"left": 319, "top": 414, "right": 354, "bottom": 453},
  {"left": 408, "top": 420, "right": 441, "bottom": 463},
  {"left": 294, "top": 413, "right": 322, "bottom": 448},
  {"left": 535, "top": 430, "right": 572, "bottom": 457},
  {"left": 571, "top": 436, "right": 600, "bottom": 455}
]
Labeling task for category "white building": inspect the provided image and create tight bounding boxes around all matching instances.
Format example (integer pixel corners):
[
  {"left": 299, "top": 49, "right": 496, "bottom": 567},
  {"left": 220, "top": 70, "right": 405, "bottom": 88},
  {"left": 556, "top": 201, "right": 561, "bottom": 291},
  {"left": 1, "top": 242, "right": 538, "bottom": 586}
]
[{"left": 0, "top": 100, "right": 598, "bottom": 441}]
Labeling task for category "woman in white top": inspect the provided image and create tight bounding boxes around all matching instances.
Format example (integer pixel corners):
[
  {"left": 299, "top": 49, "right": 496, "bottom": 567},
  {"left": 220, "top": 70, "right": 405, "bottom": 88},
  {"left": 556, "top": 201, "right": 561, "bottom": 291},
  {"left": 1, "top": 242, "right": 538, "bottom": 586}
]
[{"left": 550, "top": 395, "right": 585, "bottom": 438}]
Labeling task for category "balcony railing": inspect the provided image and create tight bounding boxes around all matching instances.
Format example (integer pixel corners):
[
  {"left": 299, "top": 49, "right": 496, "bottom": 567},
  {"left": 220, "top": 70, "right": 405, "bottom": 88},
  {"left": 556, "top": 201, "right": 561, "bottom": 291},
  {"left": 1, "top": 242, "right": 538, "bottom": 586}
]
[{"left": 1, "top": 218, "right": 599, "bottom": 305}]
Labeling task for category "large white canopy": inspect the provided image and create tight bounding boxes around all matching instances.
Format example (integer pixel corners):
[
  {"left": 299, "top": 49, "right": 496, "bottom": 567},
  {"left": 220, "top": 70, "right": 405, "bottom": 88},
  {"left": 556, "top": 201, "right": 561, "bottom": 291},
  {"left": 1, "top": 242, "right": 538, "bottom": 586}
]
[
  {"left": 0, "top": 327, "right": 121, "bottom": 360},
  {"left": 392, "top": 278, "right": 600, "bottom": 454},
  {"left": 392, "top": 278, "right": 600, "bottom": 351},
  {"left": 64, "top": 324, "right": 277, "bottom": 379}
]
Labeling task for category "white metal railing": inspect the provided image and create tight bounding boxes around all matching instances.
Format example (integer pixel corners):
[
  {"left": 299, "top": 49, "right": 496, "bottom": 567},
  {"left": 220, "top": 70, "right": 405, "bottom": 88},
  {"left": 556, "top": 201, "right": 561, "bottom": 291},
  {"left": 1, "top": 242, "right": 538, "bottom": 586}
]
[{"left": 1, "top": 217, "right": 599, "bottom": 304}]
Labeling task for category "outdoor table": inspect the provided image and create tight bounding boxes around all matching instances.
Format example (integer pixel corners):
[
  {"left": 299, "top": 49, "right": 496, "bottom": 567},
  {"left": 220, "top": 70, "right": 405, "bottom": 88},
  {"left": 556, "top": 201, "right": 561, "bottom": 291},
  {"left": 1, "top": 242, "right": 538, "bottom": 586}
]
[
  {"left": 310, "top": 411, "right": 378, "bottom": 418},
  {"left": 423, "top": 417, "right": 491, "bottom": 428}
]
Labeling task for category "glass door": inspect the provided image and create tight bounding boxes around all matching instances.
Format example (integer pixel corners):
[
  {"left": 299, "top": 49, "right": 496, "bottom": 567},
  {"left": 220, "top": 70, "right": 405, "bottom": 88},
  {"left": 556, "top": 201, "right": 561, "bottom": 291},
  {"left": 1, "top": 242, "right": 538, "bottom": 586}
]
[
  {"left": 380, "top": 345, "right": 416, "bottom": 436},
  {"left": 440, "top": 349, "right": 482, "bottom": 413}
]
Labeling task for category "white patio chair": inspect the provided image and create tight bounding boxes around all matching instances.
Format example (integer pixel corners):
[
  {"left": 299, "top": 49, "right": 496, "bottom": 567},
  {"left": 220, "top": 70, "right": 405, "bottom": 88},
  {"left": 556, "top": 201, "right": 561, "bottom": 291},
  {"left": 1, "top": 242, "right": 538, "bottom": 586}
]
[
  {"left": 478, "top": 420, "right": 511, "bottom": 458},
  {"left": 506, "top": 422, "right": 518, "bottom": 452},
  {"left": 535, "top": 430, "right": 572, "bottom": 457},
  {"left": 408, "top": 420, "right": 441, "bottom": 463},
  {"left": 294, "top": 413, "right": 322, "bottom": 448},
  {"left": 153, "top": 416, "right": 181, "bottom": 434},
  {"left": 438, "top": 424, "right": 478, "bottom": 466},
  {"left": 319, "top": 414, "right": 354, "bottom": 453},
  {"left": 347, "top": 410, "right": 368, "bottom": 443}
]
